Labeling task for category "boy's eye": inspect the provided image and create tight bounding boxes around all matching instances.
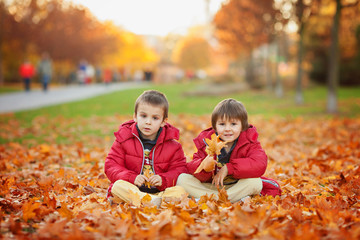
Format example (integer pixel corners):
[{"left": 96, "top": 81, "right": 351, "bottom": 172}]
[
  {"left": 218, "top": 122, "right": 225, "bottom": 126},
  {"left": 153, "top": 117, "right": 159, "bottom": 120},
  {"left": 140, "top": 114, "right": 147, "bottom": 118},
  {"left": 231, "top": 122, "right": 238, "bottom": 126}
]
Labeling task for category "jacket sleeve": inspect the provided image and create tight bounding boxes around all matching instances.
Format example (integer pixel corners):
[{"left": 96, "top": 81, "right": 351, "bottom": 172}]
[
  {"left": 104, "top": 140, "right": 138, "bottom": 185},
  {"left": 187, "top": 144, "right": 213, "bottom": 182},
  {"left": 226, "top": 141, "right": 268, "bottom": 179},
  {"left": 157, "top": 142, "right": 188, "bottom": 191}
]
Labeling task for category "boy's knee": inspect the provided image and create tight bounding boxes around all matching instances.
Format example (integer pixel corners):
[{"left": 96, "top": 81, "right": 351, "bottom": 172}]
[
  {"left": 243, "top": 178, "right": 263, "bottom": 192},
  {"left": 176, "top": 173, "right": 192, "bottom": 185},
  {"left": 111, "top": 180, "right": 127, "bottom": 193}
]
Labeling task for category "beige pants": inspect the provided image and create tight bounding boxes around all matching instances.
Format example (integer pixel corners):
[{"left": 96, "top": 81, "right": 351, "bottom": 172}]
[
  {"left": 111, "top": 180, "right": 187, "bottom": 204},
  {"left": 176, "top": 173, "right": 262, "bottom": 203}
]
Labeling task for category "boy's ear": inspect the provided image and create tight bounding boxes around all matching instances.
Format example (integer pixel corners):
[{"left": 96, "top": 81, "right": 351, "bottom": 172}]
[
  {"left": 133, "top": 113, "right": 137, "bottom": 122},
  {"left": 160, "top": 118, "right": 168, "bottom": 127}
]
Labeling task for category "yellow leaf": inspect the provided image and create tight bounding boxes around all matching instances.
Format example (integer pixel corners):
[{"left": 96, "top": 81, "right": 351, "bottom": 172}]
[
  {"left": 141, "top": 194, "right": 152, "bottom": 204},
  {"left": 200, "top": 203, "right": 208, "bottom": 211}
]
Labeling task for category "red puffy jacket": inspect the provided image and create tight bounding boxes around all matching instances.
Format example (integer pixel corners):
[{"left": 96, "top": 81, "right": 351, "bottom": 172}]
[
  {"left": 104, "top": 120, "right": 187, "bottom": 193},
  {"left": 187, "top": 126, "right": 281, "bottom": 197},
  {"left": 19, "top": 63, "right": 35, "bottom": 78}
]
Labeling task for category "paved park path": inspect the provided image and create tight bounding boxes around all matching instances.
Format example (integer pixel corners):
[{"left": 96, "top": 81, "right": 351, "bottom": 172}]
[{"left": 0, "top": 82, "right": 148, "bottom": 114}]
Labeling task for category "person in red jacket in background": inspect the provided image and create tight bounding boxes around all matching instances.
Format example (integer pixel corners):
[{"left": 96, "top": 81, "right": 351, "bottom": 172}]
[
  {"left": 104, "top": 90, "right": 188, "bottom": 207},
  {"left": 177, "top": 99, "right": 281, "bottom": 203},
  {"left": 19, "top": 59, "right": 36, "bottom": 91}
]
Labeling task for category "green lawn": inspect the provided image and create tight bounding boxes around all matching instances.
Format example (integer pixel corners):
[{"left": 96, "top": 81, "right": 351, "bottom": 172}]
[
  {"left": 11, "top": 81, "right": 360, "bottom": 122},
  {"left": 1, "top": 81, "right": 359, "bottom": 146}
]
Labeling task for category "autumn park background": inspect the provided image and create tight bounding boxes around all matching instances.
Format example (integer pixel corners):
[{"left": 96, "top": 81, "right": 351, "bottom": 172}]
[{"left": 1, "top": 0, "right": 360, "bottom": 239}]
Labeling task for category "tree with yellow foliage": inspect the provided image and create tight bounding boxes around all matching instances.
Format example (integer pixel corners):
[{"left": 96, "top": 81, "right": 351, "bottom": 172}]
[{"left": 172, "top": 36, "right": 211, "bottom": 72}]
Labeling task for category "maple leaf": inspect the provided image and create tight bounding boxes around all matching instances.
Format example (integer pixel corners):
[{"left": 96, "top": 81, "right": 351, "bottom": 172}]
[
  {"left": 22, "top": 201, "right": 41, "bottom": 221},
  {"left": 57, "top": 202, "right": 73, "bottom": 219},
  {"left": 205, "top": 133, "right": 227, "bottom": 156},
  {"left": 194, "top": 156, "right": 217, "bottom": 174},
  {"left": 194, "top": 134, "right": 227, "bottom": 174}
]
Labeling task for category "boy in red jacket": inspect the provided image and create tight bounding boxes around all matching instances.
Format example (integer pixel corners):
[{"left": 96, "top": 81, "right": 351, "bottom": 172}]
[
  {"left": 104, "top": 90, "right": 187, "bottom": 206},
  {"left": 177, "top": 99, "right": 281, "bottom": 202}
]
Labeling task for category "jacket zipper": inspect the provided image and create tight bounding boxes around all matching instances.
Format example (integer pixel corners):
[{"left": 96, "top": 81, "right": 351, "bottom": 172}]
[{"left": 132, "top": 133, "right": 157, "bottom": 175}]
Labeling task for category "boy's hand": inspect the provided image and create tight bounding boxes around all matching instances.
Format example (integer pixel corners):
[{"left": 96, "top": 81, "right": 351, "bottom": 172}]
[
  {"left": 212, "top": 165, "right": 228, "bottom": 188},
  {"left": 148, "top": 175, "right": 162, "bottom": 186},
  {"left": 134, "top": 175, "right": 148, "bottom": 187}
]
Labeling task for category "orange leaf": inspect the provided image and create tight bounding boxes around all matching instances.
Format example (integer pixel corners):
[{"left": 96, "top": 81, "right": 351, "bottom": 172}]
[
  {"left": 57, "top": 202, "right": 73, "bottom": 219},
  {"left": 22, "top": 201, "right": 41, "bottom": 221},
  {"left": 205, "top": 133, "right": 227, "bottom": 156},
  {"left": 194, "top": 156, "right": 217, "bottom": 174},
  {"left": 144, "top": 167, "right": 154, "bottom": 189}
]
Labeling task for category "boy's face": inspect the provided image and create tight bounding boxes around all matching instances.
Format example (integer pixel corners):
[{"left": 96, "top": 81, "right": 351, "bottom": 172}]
[
  {"left": 215, "top": 117, "right": 242, "bottom": 143},
  {"left": 134, "top": 103, "right": 167, "bottom": 140}
]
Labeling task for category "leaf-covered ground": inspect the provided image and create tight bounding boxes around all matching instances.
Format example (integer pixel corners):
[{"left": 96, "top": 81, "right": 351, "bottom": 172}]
[{"left": 1, "top": 115, "right": 359, "bottom": 239}]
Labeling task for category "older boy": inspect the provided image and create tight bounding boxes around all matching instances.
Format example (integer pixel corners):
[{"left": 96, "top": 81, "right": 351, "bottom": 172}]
[{"left": 105, "top": 90, "right": 187, "bottom": 206}]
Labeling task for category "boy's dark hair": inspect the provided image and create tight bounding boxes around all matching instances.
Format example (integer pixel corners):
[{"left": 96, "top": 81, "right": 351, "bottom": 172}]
[
  {"left": 135, "top": 90, "right": 169, "bottom": 119},
  {"left": 211, "top": 98, "right": 249, "bottom": 131}
]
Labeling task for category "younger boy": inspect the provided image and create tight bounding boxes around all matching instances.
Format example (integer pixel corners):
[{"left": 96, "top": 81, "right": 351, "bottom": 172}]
[
  {"left": 177, "top": 99, "right": 281, "bottom": 203},
  {"left": 105, "top": 90, "right": 187, "bottom": 206}
]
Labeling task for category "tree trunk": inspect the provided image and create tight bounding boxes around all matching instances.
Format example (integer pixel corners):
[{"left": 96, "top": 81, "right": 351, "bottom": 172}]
[
  {"left": 265, "top": 43, "right": 273, "bottom": 91},
  {"left": 246, "top": 52, "right": 256, "bottom": 87},
  {"left": 275, "top": 35, "right": 283, "bottom": 98},
  {"left": 0, "top": 5, "right": 4, "bottom": 86},
  {"left": 295, "top": 22, "right": 305, "bottom": 105},
  {"left": 326, "top": 0, "right": 341, "bottom": 113}
]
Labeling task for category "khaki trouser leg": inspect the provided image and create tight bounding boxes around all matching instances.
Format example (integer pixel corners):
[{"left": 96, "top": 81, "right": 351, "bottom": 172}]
[
  {"left": 176, "top": 173, "right": 219, "bottom": 199},
  {"left": 159, "top": 186, "right": 188, "bottom": 199},
  {"left": 111, "top": 180, "right": 155, "bottom": 203},
  {"left": 226, "top": 178, "right": 262, "bottom": 203},
  {"left": 111, "top": 180, "right": 188, "bottom": 204},
  {"left": 177, "top": 173, "right": 263, "bottom": 203}
]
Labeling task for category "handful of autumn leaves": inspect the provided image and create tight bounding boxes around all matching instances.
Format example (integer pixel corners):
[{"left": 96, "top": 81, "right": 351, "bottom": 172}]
[
  {"left": 143, "top": 167, "right": 154, "bottom": 189},
  {"left": 194, "top": 133, "right": 227, "bottom": 174}
]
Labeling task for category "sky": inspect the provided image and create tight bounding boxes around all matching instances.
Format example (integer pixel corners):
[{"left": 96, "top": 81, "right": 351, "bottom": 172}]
[{"left": 70, "top": 0, "right": 227, "bottom": 36}]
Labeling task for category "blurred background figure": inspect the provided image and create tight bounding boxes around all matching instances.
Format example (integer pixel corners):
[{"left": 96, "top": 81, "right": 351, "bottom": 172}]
[
  {"left": 37, "top": 52, "right": 53, "bottom": 92},
  {"left": 103, "top": 68, "right": 112, "bottom": 85},
  {"left": 77, "top": 60, "right": 87, "bottom": 85},
  {"left": 85, "top": 63, "right": 95, "bottom": 84},
  {"left": 144, "top": 68, "right": 153, "bottom": 82},
  {"left": 133, "top": 70, "right": 143, "bottom": 82},
  {"left": 19, "top": 59, "right": 36, "bottom": 92}
]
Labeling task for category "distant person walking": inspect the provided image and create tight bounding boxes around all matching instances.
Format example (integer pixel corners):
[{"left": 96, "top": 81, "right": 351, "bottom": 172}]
[
  {"left": 37, "top": 52, "right": 53, "bottom": 92},
  {"left": 77, "top": 60, "right": 87, "bottom": 85},
  {"left": 19, "top": 59, "right": 36, "bottom": 92}
]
